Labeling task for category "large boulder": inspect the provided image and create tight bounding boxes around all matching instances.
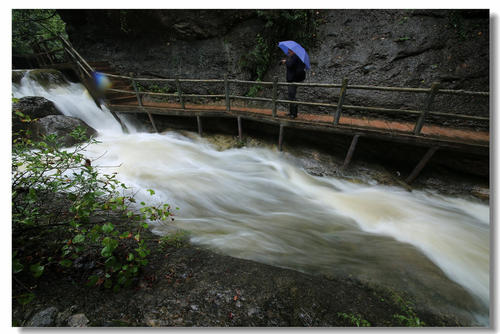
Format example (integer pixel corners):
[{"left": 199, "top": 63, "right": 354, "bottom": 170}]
[
  {"left": 12, "top": 96, "right": 97, "bottom": 146},
  {"left": 12, "top": 96, "right": 62, "bottom": 136},
  {"left": 31, "top": 115, "right": 97, "bottom": 147}
]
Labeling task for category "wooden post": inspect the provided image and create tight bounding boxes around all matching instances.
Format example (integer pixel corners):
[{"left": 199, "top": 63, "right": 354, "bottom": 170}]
[
  {"left": 130, "top": 73, "right": 143, "bottom": 107},
  {"left": 272, "top": 76, "right": 278, "bottom": 117},
  {"left": 405, "top": 146, "right": 439, "bottom": 184},
  {"left": 334, "top": 77, "right": 348, "bottom": 125},
  {"left": 176, "top": 77, "right": 185, "bottom": 109},
  {"left": 131, "top": 73, "right": 158, "bottom": 133},
  {"left": 224, "top": 74, "right": 231, "bottom": 112},
  {"left": 197, "top": 115, "right": 203, "bottom": 136},
  {"left": 343, "top": 134, "right": 360, "bottom": 168},
  {"left": 237, "top": 116, "right": 243, "bottom": 141},
  {"left": 278, "top": 124, "right": 285, "bottom": 151},
  {"left": 414, "top": 82, "right": 440, "bottom": 135}
]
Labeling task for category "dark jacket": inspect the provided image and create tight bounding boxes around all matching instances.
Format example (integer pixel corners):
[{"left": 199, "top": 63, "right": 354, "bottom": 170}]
[{"left": 285, "top": 53, "right": 306, "bottom": 82}]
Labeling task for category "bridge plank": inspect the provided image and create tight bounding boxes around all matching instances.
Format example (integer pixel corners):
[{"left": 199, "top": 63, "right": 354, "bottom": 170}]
[{"left": 108, "top": 103, "right": 488, "bottom": 155}]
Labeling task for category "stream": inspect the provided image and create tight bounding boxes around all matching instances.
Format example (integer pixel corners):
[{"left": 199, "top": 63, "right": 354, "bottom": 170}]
[{"left": 13, "top": 70, "right": 490, "bottom": 325}]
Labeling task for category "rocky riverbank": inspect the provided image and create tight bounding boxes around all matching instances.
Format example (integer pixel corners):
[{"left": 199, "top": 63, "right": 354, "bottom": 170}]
[{"left": 13, "top": 223, "right": 477, "bottom": 327}]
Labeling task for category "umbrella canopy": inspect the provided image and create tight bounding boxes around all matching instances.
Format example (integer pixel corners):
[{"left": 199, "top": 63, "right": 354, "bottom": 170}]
[{"left": 278, "top": 40, "right": 310, "bottom": 70}]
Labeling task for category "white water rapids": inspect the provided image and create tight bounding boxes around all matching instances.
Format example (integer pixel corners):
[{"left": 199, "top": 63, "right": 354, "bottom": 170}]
[{"left": 13, "top": 70, "right": 490, "bottom": 324}]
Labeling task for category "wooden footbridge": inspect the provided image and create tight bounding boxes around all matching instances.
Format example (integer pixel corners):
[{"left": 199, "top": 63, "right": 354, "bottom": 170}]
[{"left": 28, "top": 35, "right": 490, "bottom": 184}]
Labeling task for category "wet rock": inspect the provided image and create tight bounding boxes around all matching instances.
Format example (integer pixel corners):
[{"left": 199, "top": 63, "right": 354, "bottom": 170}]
[
  {"left": 55, "top": 305, "right": 78, "bottom": 326},
  {"left": 12, "top": 96, "right": 62, "bottom": 134},
  {"left": 471, "top": 186, "right": 489, "bottom": 200},
  {"left": 26, "top": 307, "right": 58, "bottom": 327},
  {"left": 67, "top": 313, "right": 90, "bottom": 327},
  {"left": 12, "top": 95, "right": 60, "bottom": 120},
  {"left": 31, "top": 115, "right": 97, "bottom": 147}
]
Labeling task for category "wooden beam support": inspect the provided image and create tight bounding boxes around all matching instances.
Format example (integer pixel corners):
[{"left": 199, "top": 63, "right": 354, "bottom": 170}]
[
  {"left": 343, "top": 134, "right": 360, "bottom": 168},
  {"left": 405, "top": 146, "right": 439, "bottom": 184},
  {"left": 197, "top": 115, "right": 203, "bottom": 136},
  {"left": 334, "top": 77, "right": 348, "bottom": 125},
  {"left": 278, "top": 124, "right": 285, "bottom": 151},
  {"left": 176, "top": 77, "right": 185, "bottom": 109},
  {"left": 272, "top": 76, "right": 278, "bottom": 117},
  {"left": 414, "top": 82, "right": 440, "bottom": 135},
  {"left": 224, "top": 74, "right": 231, "bottom": 112},
  {"left": 237, "top": 116, "right": 243, "bottom": 141},
  {"left": 131, "top": 72, "right": 158, "bottom": 133}
]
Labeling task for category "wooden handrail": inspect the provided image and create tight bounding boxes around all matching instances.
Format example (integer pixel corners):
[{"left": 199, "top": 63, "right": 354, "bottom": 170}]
[
  {"left": 101, "top": 71, "right": 488, "bottom": 97},
  {"left": 29, "top": 35, "right": 489, "bottom": 133},
  {"left": 107, "top": 88, "right": 488, "bottom": 121},
  {"left": 58, "top": 34, "right": 94, "bottom": 75}
]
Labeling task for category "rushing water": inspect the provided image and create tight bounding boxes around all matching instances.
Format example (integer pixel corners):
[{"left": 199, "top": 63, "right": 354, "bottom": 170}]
[{"left": 13, "top": 70, "right": 490, "bottom": 324}]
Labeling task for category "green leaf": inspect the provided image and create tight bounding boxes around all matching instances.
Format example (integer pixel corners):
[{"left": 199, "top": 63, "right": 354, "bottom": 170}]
[
  {"left": 127, "top": 253, "right": 134, "bottom": 261},
  {"left": 86, "top": 275, "right": 99, "bottom": 287},
  {"left": 102, "top": 223, "right": 114, "bottom": 233},
  {"left": 13, "top": 259, "right": 24, "bottom": 274},
  {"left": 101, "top": 246, "right": 113, "bottom": 258},
  {"left": 30, "top": 263, "right": 44, "bottom": 278},
  {"left": 72, "top": 234, "right": 85, "bottom": 244},
  {"left": 17, "top": 293, "right": 35, "bottom": 306},
  {"left": 147, "top": 189, "right": 155, "bottom": 196}
]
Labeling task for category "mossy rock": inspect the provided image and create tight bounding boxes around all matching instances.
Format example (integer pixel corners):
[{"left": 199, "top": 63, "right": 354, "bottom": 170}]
[
  {"left": 12, "top": 70, "right": 26, "bottom": 85},
  {"left": 26, "top": 69, "right": 70, "bottom": 88}
]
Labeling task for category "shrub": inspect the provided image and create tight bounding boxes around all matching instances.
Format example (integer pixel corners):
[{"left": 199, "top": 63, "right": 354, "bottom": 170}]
[{"left": 12, "top": 112, "right": 173, "bottom": 303}]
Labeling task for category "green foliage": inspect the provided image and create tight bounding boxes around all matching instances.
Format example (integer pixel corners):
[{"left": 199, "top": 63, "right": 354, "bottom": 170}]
[
  {"left": 256, "top": 9, "right": 318, "bottom": 51},
  {"left": 159, "top": 230, "right": 190, "bottom": 250},
  {"left": 337, "top": 312, "right": 371, "bottom": 327},
  {"left": 246, "top": 82, "right": 263, "bottom": 98},
  {"left": 12, "top": 113, "right": 174, "bottom": 304},
  {"left": 240, "top": 10, "right": 318, "bottom": 81},
  {"left": 392, "top": 296, "right": 425, "bottom": 327},
  {"left": 12, "top": 9, "right": 67, "bottom": 56}
]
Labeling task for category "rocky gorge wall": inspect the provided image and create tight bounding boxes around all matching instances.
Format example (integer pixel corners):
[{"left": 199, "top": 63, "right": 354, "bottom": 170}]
[{"left": 57, "top": 9, "right": 489, "bottom": 125}]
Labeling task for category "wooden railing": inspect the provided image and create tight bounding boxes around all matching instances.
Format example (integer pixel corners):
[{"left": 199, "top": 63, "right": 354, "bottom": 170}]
[
  {"left": 102, "top": 72, "right": 489, "bottom": 135},
  {"left": 29, "top": 34, "right": 489, "bottom": 137}
]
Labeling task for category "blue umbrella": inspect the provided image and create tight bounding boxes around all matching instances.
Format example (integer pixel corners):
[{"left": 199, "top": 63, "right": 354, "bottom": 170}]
[{"left": 278, "top": 40, "right": 310, "bottom": 70}]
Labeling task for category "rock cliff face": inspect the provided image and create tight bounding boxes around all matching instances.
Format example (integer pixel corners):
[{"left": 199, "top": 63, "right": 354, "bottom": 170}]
[{"left": 58, "top": 9, "right": 489, "bottom": 121}]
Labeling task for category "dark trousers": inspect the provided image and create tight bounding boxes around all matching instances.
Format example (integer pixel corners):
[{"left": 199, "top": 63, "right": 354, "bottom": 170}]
[{"left": 288, "top": 85, "right": 298, "bottom": 116}]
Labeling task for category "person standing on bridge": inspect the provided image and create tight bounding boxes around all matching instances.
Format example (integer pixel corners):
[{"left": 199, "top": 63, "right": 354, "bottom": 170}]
[{"left": 278, "top": 41, "right": 309, "bottom": 119}]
